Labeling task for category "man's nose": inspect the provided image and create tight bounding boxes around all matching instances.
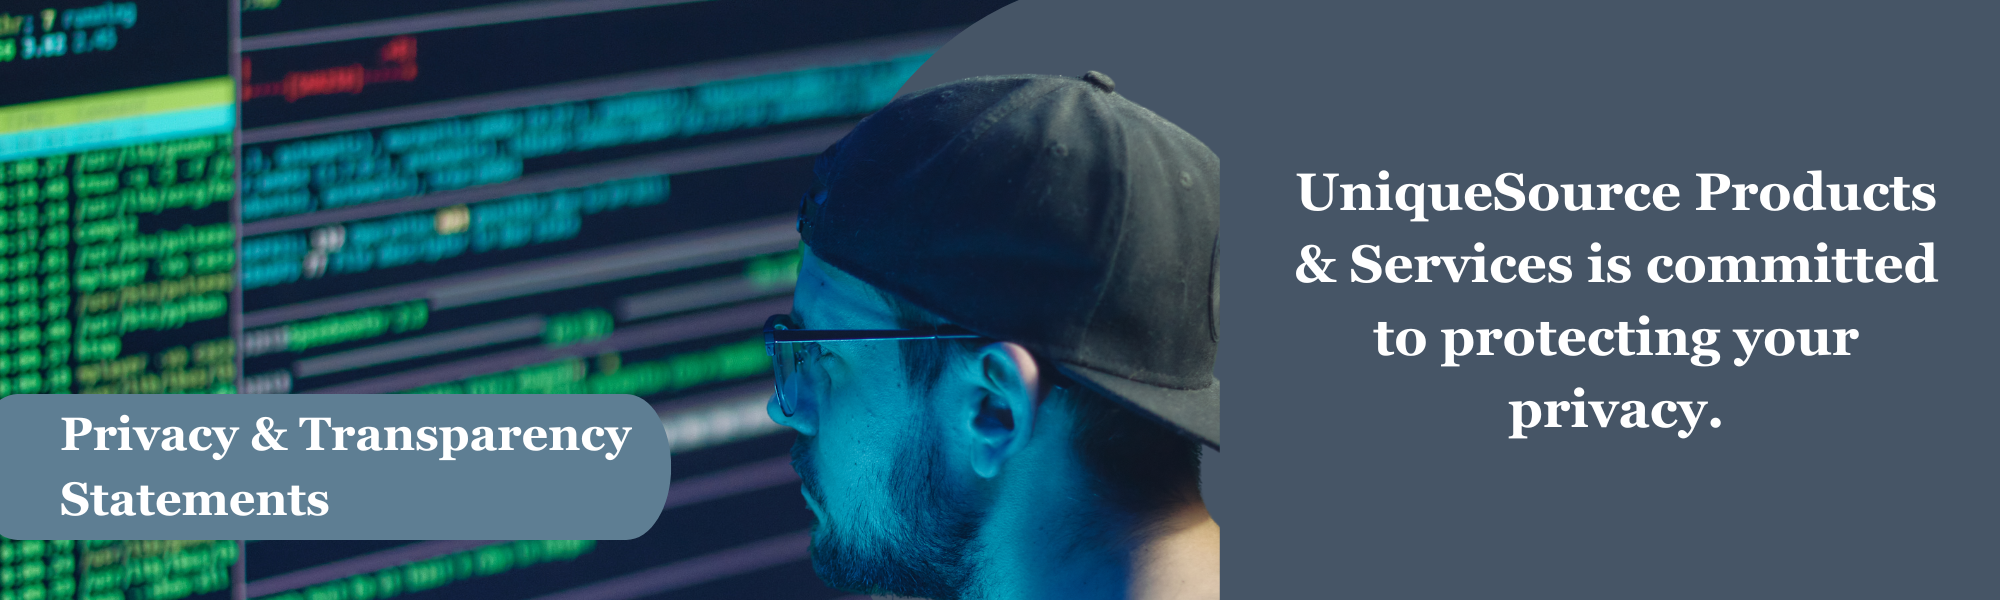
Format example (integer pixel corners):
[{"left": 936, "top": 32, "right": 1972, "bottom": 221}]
[{"left": 767, "top": 388, "right": 816, "bottom": 436}]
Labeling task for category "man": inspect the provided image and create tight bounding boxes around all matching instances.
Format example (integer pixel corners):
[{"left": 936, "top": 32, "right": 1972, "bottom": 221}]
[{"left": 766, "top": 71, "right": 1221, "bottom": 600}]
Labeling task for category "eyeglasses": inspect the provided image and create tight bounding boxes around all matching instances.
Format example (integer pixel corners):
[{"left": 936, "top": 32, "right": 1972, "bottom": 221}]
[{"left": 763, "top": 313, "right": 982, "bottom": 417}]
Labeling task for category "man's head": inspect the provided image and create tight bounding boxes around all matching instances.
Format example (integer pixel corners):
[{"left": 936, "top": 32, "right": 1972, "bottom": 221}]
[
  {"left": 767, "top": 72, "right": 1220, "bottom": 598},
  {"left": 777, "top": 248, "right": 1202, "bottom": 598}
]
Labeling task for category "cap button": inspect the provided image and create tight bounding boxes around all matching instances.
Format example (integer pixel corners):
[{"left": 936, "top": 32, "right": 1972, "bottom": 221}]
[{"left": 1081, "top": 70, "right": 1115, "bottom": 93}]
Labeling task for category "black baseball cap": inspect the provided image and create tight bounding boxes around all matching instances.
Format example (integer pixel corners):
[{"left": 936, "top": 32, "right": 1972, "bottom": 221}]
[{"left": 799, "top": 71, "right": 1221, "bottom": 449}]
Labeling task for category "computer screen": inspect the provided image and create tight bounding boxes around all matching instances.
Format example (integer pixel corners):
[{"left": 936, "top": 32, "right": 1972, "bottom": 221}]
[
  {"left": 228, "top": 1, "right": 1008, "bottom": 599},
  {"left": 0, "top": 0, "right": 237, "bottom": 599}
]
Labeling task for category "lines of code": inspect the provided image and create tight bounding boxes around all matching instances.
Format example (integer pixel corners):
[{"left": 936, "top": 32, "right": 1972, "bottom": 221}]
[
  {"left": 0, "top": 154, "right": 77, "bottom": 397},
  {"left": 0, "top": 538, "right": 234, "bottom": 600},
  {"left": 239, "top": 301, "right": 426, "bottom": 358},
  {"left": 32, "top": 133, "right": 239, "bottom": 395},
  {"left": 398, "top": 337, "right": 767, "bottom": 396},
  {"left": 0, "top": 132, "right": 234, "bottom": 395},
  {"left": 238, "top": 53, "right": 925, "bottom": 222},
  {"left": 239, "top": 175, "right": 667, "bottom": 290},
  {"left": 251, "top": 540, "right": 593, "bottom": 600},
  {"left": 242, "top": 236, "right": 796, "bottom": 395},
  {"left": 0, "top": 538, "right": 76, "bottom": 600},
  {"left": 0, "top": 3, "right": 139, "bottom": 64},
  {"left": 79, "top": 540, "right": 235, "bottom": 600},
  {"left": 240, "top": 36, "right": 416, "bottom": 104}
]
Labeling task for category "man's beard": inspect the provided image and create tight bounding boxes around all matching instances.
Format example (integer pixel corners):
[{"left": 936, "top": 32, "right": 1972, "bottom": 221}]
[{"left": 792, "top": 423, "right": 984, "bottom": 600}]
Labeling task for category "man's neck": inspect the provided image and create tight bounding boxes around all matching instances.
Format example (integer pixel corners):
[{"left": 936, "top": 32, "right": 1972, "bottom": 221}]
[
  {"left": 966, "top": 477, "right": 1220, "bottom": 600},
  {"left": 1127, "top": 502, "right": 1221, "bottom": 600}
]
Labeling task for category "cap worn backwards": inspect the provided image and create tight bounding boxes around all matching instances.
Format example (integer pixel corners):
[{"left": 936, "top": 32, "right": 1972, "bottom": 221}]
[{"left": 801, "top": 71, "right": 1221, "bottom": 448}]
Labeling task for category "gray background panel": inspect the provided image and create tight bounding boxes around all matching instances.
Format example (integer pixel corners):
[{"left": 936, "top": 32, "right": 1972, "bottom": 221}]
[{"left": 908, "top": 0, "right": 1995, "bottom": 596}]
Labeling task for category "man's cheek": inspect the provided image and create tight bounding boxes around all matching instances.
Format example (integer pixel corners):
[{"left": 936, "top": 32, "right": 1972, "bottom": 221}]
[
  {"left": 833, "top": 442, "right": 900, "bottom": 517},
  {"left": 813, "top": 432, "right": 870, "bottom": 502}
]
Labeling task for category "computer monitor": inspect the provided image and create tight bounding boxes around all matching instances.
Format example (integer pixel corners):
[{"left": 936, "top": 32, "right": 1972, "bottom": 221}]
[{"left": 232, "top": 1, "right": 1006, "bottom": 599}]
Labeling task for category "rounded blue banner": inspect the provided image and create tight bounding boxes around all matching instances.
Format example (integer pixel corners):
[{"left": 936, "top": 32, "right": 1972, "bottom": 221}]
[{"left": 0, "top": 394, "right": 672, "bottom": 540}]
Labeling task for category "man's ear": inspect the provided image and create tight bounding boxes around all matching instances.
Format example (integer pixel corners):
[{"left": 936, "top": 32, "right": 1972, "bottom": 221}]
[{"left": 966, "top": 341, "right": 1041, "bottom": 479}]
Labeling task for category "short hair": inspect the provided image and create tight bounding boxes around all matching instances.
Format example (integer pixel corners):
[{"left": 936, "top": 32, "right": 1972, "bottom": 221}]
[{"left": 881, "top": 289, "right": 1202, "bottom": 516}]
